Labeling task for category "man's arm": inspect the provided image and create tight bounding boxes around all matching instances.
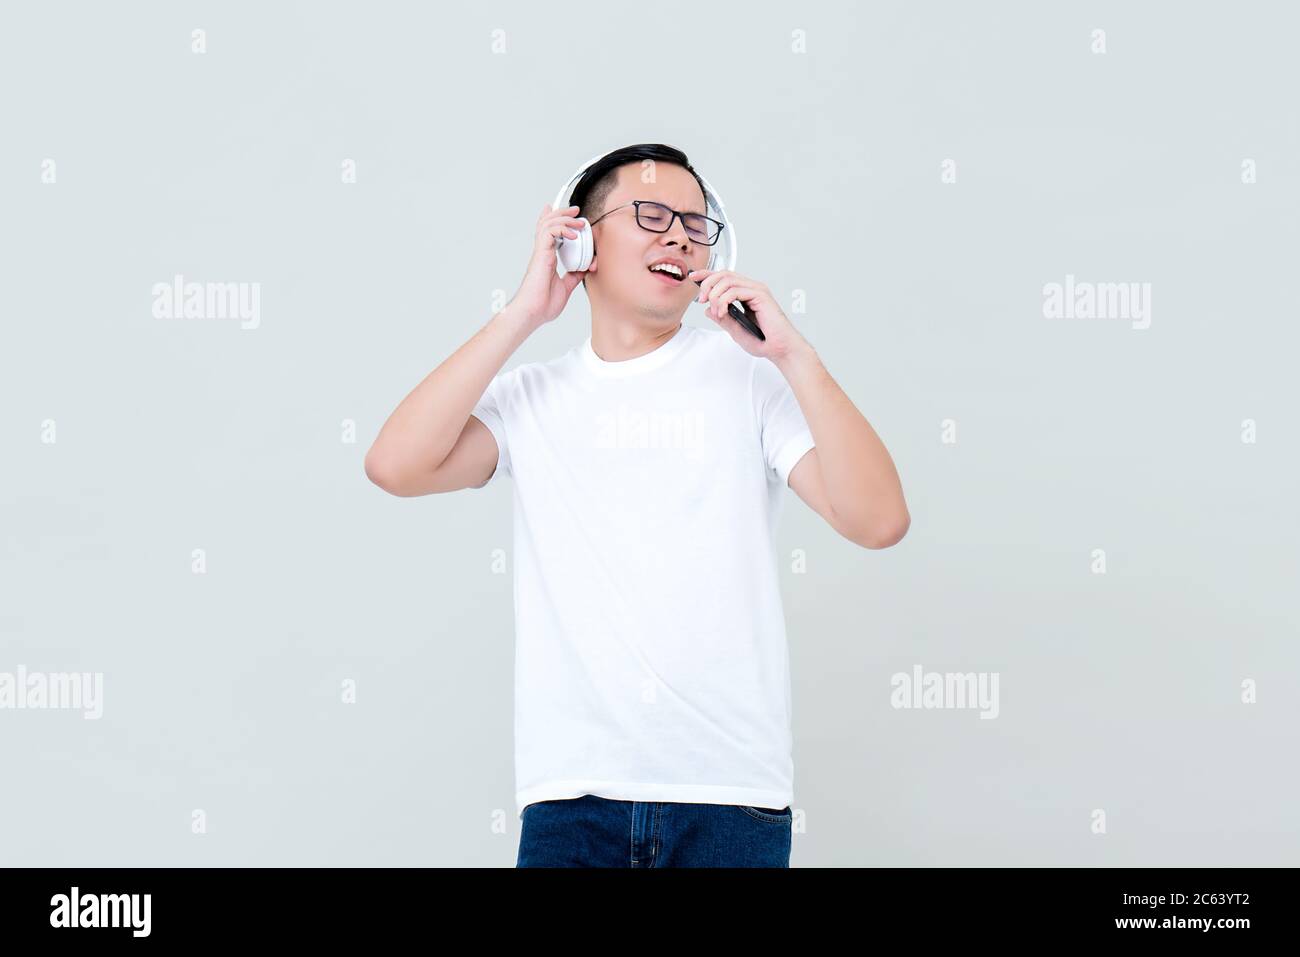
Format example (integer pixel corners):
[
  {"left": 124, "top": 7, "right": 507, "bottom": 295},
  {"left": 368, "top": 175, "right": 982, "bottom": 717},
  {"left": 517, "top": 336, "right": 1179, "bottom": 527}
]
[
  {"left": 778, "top": 344, "right": 910, "bottom": 549},
  {"left": 366, "top": 203, "right": 590, "bottom": 497},
  {"left": 364, "top": 304, "right": 533, "bottom": 497},
  {"left": 691, "top": 268, "right": 909, "bottom": 550}
]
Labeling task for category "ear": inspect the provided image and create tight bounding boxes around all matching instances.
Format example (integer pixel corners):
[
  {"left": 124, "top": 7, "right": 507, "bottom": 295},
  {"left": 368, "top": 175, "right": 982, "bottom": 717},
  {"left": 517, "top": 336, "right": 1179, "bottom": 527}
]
[{"left": 571, "top": 254, "right": 597, "bottom": 295}]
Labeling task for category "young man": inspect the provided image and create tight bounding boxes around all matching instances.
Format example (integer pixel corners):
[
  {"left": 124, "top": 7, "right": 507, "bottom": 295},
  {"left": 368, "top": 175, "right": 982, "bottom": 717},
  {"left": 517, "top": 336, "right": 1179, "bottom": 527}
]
[{"left": 365, "top": 144, "right": 909, "bottom": 867}]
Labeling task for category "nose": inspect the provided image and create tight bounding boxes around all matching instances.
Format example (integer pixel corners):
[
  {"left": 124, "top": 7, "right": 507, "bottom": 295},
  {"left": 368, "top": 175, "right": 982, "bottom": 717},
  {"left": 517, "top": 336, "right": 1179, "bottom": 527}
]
[
  {"left": 663, "top": 212, "right": 693, "bottom": 247},
  {"left": 663, "top": 225, "right": 692, "bottom": 254}
]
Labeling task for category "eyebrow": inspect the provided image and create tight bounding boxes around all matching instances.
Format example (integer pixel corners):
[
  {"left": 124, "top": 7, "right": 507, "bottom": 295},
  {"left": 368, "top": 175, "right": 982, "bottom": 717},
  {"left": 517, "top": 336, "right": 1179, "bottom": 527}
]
[{"left": 646, "top": 199, "right": 708, "bottom": 215}]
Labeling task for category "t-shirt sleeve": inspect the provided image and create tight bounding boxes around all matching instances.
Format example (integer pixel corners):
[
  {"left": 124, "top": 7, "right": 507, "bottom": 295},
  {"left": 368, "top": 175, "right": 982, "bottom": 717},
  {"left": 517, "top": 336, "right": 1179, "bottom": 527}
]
[
  {"left": 469, "top": 372, "right": 512, "bottom": 487},
  {"left": 751, "top": 356, "right": 816, "bottom": 487}
]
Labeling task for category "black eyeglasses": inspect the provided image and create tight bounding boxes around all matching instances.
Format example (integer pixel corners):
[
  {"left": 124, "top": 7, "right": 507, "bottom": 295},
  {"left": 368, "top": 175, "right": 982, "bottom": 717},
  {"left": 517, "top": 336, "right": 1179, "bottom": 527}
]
[{"left": 587, "top": 200, "right": 725, "bottom": 246}]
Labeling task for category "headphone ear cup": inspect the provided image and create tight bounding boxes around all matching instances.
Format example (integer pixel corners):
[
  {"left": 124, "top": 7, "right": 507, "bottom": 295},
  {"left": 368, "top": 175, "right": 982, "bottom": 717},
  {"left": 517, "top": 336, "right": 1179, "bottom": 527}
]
[{"left": 556, "top": 217, "right": 593, "bottom": 274}]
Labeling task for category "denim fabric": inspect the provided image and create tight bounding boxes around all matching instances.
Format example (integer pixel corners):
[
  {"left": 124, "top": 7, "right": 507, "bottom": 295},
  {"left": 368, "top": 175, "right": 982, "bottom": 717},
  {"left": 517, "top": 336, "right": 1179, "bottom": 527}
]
[{"left": 517, "top": 794, "right": 792, "bottom": 867}]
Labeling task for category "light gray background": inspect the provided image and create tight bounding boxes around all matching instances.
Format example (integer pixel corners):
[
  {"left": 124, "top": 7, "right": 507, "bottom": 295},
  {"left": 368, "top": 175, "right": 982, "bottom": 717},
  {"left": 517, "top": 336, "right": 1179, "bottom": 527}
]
[{"left": 2, "top": 0, "right": 1297, "bottom": 867}]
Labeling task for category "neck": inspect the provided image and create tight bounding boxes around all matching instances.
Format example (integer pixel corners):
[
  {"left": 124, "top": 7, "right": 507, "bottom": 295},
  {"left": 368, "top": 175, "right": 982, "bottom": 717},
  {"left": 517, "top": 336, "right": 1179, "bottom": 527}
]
[{"left": 587, "top": 300, "right": 685, "bottom": 362}]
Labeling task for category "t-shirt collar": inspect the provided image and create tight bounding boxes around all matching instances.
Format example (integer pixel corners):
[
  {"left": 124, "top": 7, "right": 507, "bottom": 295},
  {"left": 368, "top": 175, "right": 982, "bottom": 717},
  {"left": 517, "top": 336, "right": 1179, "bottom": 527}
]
[{"left": 581, "top": 323, "right": 692, "bottom": 378}]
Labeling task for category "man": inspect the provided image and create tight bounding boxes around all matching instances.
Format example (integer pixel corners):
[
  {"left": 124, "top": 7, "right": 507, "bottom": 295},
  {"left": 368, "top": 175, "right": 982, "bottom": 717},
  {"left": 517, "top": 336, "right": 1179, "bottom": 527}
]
[{"left": 364, "top": 143, "right": 909, "bottom": 867}]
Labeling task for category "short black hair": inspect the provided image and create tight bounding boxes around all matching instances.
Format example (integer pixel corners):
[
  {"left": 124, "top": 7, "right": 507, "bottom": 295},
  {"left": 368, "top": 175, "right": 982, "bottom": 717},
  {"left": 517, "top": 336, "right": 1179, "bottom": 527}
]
[{"left": 567, "top": 143, "right": 708, "bottom": 224}]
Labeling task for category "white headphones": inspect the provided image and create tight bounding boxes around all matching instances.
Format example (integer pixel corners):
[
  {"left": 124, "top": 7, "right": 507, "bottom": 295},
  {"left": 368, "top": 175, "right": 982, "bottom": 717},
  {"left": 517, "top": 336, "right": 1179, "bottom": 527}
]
[{"left": 551, "top": 151, "right": 739, "bottom": 277}]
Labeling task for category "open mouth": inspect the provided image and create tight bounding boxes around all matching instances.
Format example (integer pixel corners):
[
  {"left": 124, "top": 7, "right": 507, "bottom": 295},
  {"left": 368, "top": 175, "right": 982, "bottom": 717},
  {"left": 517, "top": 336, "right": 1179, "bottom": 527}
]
[{"left": 648, "top": 262, "right": 686, "bottom": 283}]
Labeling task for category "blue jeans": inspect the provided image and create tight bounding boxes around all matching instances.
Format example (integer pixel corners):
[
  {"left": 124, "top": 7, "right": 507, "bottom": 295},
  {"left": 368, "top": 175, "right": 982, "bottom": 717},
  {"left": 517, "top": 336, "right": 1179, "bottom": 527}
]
[{"left": 516, "top": 794, "right": 792, "bottom": 867}]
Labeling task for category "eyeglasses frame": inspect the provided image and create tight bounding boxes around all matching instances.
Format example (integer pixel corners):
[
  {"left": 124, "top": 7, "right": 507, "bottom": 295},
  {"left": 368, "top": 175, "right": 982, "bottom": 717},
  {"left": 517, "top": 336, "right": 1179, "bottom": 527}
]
[{"left": 586, "top": 200, "right": 726, "bottom": 246}]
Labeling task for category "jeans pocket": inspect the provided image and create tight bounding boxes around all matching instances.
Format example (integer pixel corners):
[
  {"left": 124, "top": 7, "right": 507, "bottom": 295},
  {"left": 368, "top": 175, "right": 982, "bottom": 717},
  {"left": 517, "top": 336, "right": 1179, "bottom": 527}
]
[{"left": 739, "top": 804, "right": 792, "bottom": 824}]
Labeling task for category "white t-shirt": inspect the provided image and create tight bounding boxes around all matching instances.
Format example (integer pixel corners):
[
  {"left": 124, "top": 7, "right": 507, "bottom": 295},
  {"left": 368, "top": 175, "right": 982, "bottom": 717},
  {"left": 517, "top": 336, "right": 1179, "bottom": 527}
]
[{"left": 470, "top": 322, "right": 816, "bottom": 818}]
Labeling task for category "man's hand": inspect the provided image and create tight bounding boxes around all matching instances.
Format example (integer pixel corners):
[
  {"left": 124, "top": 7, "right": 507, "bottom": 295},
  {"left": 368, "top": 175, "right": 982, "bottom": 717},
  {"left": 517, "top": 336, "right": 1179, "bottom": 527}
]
[
  {"left": 688, "top": 268, "right": 809, "bottom": 362},
  {"left": 506, "top": 203, "right": 596, "bottom": 328}
]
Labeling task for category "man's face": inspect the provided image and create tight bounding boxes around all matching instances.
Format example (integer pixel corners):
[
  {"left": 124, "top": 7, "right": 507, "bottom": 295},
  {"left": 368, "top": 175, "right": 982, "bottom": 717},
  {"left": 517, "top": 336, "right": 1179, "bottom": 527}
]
[{"left": 584, "top": 162, "right": 712, "bottom": 323}]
